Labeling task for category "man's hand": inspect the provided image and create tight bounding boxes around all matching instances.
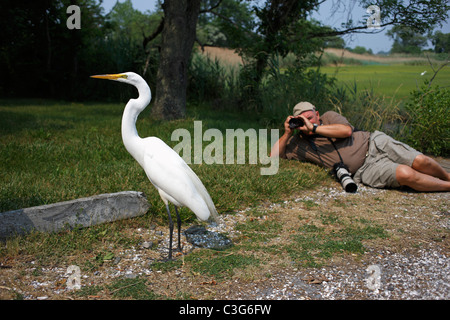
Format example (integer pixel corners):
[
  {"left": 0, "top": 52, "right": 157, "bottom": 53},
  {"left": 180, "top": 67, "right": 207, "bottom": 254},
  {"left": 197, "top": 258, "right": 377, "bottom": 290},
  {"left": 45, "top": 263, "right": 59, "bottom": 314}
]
[
  {"left": 285, "top": 115, "right": 312, "bottom": 134},
  {"left": 283, "top": 115, "right": 295, "bottom": 136},
  {"left": 298, "top": 115, "right": 314, "bottom": 134},
  {"left": 271, "top": 115, "right": 295, "bottom": 158}
]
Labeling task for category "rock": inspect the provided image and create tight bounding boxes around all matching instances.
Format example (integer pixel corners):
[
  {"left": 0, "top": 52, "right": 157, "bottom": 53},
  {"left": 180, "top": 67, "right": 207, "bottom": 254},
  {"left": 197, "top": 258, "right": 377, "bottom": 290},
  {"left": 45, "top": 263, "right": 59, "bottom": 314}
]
[
  {"left": 0, "top": 191, "right": 150, "bottom": 240},
  {"left": 142, "top": 241, "right": 153, "bottom": 249},
  {"left": 184, "top": 225, "right": 233, "bottom": 250}
]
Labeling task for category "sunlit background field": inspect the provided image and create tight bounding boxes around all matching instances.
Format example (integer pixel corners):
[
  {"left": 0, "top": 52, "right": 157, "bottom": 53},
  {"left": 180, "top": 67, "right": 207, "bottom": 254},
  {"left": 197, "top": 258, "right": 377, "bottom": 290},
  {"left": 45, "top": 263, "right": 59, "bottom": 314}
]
[{"left": 320, "top": 64, "right": 450, "bottom": 100}]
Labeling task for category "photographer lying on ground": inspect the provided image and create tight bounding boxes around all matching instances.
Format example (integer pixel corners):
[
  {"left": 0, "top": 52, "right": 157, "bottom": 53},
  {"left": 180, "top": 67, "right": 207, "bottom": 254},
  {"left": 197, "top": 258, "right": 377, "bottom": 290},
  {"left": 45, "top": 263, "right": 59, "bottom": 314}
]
[{"left": 270, "top": 101, "right": 450, "bottom": 192}]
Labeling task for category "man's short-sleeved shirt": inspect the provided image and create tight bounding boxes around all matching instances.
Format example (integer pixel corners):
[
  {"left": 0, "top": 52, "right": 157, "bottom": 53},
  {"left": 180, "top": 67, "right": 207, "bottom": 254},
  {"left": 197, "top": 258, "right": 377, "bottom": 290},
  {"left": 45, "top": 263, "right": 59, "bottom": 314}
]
[{"left": 284, "top": 111, "right": 370, "bottom": 174}]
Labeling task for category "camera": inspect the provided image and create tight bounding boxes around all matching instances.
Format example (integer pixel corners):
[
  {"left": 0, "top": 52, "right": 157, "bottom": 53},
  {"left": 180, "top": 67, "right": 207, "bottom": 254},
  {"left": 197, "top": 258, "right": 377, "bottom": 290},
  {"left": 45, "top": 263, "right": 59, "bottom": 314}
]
[
  {"left": 288, "top": 117, "right": 305, "bottom": 129},
  {"left": 333, "top": 162, "right": 358, "bottom": 193}
]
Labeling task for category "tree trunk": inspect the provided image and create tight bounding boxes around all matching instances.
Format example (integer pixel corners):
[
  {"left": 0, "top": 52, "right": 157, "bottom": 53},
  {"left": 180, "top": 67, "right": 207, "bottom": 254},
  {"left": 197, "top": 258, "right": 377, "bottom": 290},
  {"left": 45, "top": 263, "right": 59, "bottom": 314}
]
[{"left": 152, "top": 0, "right": 201, "bottom": 120}]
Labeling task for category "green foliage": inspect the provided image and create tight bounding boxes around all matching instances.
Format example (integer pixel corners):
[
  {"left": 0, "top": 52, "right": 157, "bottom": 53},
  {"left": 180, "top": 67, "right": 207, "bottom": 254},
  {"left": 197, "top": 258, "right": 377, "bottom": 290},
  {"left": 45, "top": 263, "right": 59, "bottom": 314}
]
[
  {"left": 188, "top": 51, "right": 338, "bottom": 123},
  {"left": 432, "top": 31, "right": 450, "bottom": 54},
  {"left": 0, "top": 0, "right": 159, "bottom": 100},
  {"left": 387, "top": 25, "right": 429, "bottom": 54},
  {"left": 347, "top": 46, "right": 373, "bottom": 55},
  {"left": 197, "top": 0, "right": 255, "bottom": 48},
  {"left": 359, "top": 0, "right": 449, "bottom": 34},
  {"left": 0, "top": 0, "right": 105, "bottom": 99},
  {"left": 1, "top": 0, "right": 449, "bottom": 106},
  {"left": 404, "top": 82, "right": 450, "bottom": 156}
]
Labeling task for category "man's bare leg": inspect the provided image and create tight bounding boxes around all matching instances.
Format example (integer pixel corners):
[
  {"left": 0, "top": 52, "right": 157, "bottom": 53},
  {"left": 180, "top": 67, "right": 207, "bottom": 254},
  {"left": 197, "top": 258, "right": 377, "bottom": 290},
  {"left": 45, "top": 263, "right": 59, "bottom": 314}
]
[
  {"left": 396, "top": 164, "right": 450, "bottom": 192},
  {"left": 411, "top": 154, "right": 450, "bottom": 181}
]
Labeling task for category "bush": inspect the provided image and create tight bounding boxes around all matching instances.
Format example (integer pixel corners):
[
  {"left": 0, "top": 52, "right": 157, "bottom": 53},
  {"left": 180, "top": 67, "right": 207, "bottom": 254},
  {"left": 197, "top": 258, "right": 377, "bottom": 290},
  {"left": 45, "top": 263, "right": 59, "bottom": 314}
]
[{"left": 404, "top": 82, "right": 450, "bottom": 156}]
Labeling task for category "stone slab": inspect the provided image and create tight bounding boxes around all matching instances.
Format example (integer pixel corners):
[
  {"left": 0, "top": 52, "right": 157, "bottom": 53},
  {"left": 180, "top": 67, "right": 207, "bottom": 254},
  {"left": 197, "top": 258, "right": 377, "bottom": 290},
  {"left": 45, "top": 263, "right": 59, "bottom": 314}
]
[{"left": 0, "top": 191, "right": 150, "bottom": 240}]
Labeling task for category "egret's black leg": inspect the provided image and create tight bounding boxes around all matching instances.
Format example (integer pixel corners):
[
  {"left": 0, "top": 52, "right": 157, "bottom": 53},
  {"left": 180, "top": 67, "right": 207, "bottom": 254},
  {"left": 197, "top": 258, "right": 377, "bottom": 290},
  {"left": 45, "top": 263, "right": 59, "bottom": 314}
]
[
  {"left": 174, "top": 206, "right": 182, "bottom": 252},
  {"left": 165, "top": 204, "right": 174, "bottom": 260}
]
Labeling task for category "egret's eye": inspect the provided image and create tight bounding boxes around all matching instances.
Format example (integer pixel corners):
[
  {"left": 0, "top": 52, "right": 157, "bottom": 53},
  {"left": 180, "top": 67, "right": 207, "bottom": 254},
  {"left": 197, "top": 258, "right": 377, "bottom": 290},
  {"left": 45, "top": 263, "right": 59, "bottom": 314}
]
[{"left": 119, "top": 74, "right": 128, "bottom": 79}]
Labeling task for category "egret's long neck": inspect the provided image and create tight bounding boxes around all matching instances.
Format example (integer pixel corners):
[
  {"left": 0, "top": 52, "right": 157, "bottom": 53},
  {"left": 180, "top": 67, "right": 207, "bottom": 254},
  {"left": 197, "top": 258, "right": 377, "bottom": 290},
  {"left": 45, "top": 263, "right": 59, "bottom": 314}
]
[{"left": 121, "top": 82, "right": 151, "bottom": 162}]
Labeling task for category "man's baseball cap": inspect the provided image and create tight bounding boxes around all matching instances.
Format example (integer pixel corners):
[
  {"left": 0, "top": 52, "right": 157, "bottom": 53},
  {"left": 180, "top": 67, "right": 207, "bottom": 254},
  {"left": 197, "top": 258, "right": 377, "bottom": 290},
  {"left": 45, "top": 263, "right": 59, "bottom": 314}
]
[{"left": 293, "top": 101, "right": 315, "bottom": 116}]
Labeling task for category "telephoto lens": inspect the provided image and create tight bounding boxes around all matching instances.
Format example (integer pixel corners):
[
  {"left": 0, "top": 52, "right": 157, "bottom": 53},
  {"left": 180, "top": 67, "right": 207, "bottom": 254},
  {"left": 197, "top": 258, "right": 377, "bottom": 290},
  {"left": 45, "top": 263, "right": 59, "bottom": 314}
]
[
  {"left": 333, "top": 163, "right": 358, "bottom": 193},
  {"left": 288, "top": 117, "right": 305, "bottom": 129}
]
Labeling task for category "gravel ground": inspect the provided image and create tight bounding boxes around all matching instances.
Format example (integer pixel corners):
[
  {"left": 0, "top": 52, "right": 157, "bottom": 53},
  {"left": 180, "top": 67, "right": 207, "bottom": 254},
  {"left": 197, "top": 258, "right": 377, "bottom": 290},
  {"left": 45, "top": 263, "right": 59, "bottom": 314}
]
[
  {"left": 212, "top": 186, "right": 450, "bottom": 300},
  {"left": 221, "top": 246, "right": 449, "bottom": 300},
  {"left": 1, "top": 184, "right": 449, "bottom": 300}
]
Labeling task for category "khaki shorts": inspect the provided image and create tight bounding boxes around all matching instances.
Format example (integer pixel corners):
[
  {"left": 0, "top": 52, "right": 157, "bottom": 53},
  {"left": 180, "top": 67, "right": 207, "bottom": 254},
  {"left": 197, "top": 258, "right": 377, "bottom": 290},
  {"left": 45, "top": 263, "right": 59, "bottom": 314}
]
[{"left": 354, "top": 131, "right": 421, "bottom": 188}]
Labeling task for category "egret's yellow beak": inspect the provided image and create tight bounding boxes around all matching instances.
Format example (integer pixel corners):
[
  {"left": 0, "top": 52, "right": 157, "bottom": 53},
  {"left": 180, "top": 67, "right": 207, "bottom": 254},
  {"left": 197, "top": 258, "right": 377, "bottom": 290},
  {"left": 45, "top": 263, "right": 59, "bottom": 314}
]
[{"left": 90, "top": 73, "right": 128, "bottom": 80}]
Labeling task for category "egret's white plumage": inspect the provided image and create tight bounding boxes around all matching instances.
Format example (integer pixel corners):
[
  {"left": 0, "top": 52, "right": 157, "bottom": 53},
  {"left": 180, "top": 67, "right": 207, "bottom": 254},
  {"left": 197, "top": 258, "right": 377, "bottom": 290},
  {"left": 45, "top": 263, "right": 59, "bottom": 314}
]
[{"left": 91, "top": 72, "right": 219, "bottom": 259}]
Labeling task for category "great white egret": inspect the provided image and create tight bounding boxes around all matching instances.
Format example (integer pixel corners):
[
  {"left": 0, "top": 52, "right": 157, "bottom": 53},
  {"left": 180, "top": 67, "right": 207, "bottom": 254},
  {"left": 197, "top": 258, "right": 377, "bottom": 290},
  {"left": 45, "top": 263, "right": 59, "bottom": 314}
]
[{"left": 91, "top": 72, "right": 219, "bottom": 260}]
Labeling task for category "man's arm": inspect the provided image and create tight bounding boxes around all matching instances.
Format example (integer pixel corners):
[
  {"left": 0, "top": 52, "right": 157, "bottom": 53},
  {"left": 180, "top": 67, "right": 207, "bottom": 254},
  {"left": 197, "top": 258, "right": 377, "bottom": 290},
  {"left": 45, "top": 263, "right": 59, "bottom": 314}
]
[
  {"left": 300, "top": 115, "right": 353, "bottom": 138},
  {"left": 306, "top": 122, "right": 353, "bottom": 138},
  {"left": 270, "top": 112, "right": 353, "bottom": 158}
]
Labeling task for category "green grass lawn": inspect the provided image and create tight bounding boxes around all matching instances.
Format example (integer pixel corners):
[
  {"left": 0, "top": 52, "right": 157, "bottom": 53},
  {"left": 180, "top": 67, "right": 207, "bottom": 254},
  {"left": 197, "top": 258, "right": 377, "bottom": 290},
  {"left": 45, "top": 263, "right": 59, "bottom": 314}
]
[
  {"left": 320, "top": 64, "right": 450, "bottom": 100},
  {"left": 0, "top": 100, "right": 328, "bottom": 218}
]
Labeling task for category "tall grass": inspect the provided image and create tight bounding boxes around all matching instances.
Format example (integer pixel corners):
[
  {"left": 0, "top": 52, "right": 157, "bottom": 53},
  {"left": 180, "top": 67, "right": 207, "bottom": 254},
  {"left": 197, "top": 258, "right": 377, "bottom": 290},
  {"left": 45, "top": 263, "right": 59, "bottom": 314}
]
[
  {"left": 188, "top": 53, "right": 241, "bottom": 108},
  {"left": 329, "top": 80, "right": 406, "bottom": 137},
  {"left": 258, "top": 56, "right": 336, "bottom": 122},
  {"left": 189, "top": 53, "right": 407, "bottom": 135},
  {"left": 188, "top": 53, "right": 337, "bottom": 123}
]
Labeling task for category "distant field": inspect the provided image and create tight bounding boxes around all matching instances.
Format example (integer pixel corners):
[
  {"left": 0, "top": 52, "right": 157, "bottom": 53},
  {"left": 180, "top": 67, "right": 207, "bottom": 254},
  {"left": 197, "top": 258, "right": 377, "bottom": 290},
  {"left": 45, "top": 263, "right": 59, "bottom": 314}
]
[
  {"left": 320, "top": 64, "right": 450, "bottom": 100},
  {"left": 196, "top": 46, "right": 450, "bottom": 101},
  {"left": 323, "top": 48, "right": 438, "bottom": 65}
]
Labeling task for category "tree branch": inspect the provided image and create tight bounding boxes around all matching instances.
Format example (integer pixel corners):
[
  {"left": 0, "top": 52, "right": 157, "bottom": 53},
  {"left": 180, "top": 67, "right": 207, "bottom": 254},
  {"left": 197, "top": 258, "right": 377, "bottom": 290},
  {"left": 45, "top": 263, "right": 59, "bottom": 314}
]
[
  {"left": 307, "top": 20, "right": 396, "bottom": 39},
  {"left": 143, "top": 17, "right": 165, "bottom": 49},
  {"left": 426, "top": 54, "right": 449, "bottom": 88},
  {"left": 207, "top": 10, "right": 255, "bottom": 39},
  {"left": 199, "top": 0, "right": 223, "bottom": 14},
  {"left": 196, "top": 36, "right": 214, "bottom": 52}
]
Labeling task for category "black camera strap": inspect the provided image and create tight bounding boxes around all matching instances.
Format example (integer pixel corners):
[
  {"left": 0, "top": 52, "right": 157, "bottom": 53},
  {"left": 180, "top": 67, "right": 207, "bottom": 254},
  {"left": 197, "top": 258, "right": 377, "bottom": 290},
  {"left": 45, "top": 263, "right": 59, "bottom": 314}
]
[
  {"left": 305, "top": 135, "right": 344, "bottom": 169},
  {"left": 304, "top": 131, "right": 358, "bottom": 193},
  {"left": 328, "top": 138, "right": 344, "bottom": 163}
]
